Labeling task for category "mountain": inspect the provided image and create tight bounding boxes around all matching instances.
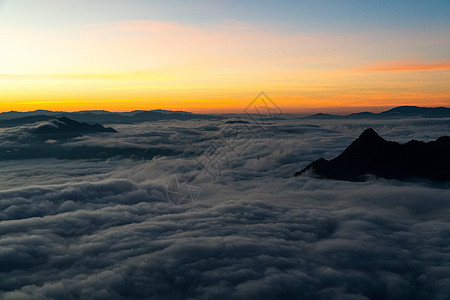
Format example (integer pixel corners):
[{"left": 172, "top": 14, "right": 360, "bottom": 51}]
[
  {"left": 346, "top": 112, "right": 377, "bottom": 119},
  {"left": 0, "top": 109, "right": 221, "bottom": 125},
  {"left": 295, "top": 128, "right": 450, "bottom": 182},
  {"left": 304, "top": 113, "right": 343, "bottom": 119},
  {"left": 0, "top": 116, "right": 180, "bottom": 160},
  {"left": 1, "top": 106, "right": 448, "bottom": 126},
  {"left": 0, "top": 110, "right": 62, "bottom": 120},
  {"left": 32, "top": 116, "right": 117, "bottom": 139},
  {"left": 0, "top": 115, "right": 56, "bottom": 127},
  {"left": 378, "top": 106, "right": 450, "bottom": 118},
  {"left": 304, "top": 106, "right": 450, "bottom": 119},
  {"left": 130, "top": 111, "right": 206, "bottom": 122}
]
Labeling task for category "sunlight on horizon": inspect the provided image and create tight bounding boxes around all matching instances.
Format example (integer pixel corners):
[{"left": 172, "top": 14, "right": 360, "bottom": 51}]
[{"left": 0, "top": 1, "right": 449, "bottom": 113}]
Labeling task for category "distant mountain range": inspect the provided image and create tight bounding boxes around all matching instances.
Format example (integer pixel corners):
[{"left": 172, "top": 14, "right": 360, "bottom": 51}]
[
  {"left": 295, "top": 128, "right": 450, "bottom": 182},
  {"left": 0, "top": 106, "right": 449, "bottom": 128},
  {"left": 0, "top": 116, "right": 178, "bottom": 160},
  {"left": 304, "top": 106, "right": 450, "bottom": 119},
  {"left": 0, "top": 109, "right": 220, "bottom": 127}
]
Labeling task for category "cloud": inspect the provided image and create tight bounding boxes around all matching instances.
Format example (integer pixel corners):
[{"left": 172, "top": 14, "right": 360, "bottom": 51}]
[
  {"left": 1, "top": 117, "right": 449, "bottom": 299},
  {"left": 359, "top": 60, "right": 450, "bottom": 72}
]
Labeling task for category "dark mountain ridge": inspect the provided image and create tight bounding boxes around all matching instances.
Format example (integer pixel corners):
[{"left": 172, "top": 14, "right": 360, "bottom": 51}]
[
  {"left": 304, "top": 106, "right": 450, "bottom": 119},
  {"left": 0, "top": 109, "right": 220, "bottom": 126},
  {"left": 295, "top": 128, "right": 450, "bottom": 182},
  {"left": 0, "top": 117, "right": 178, "bottom": 160},
  {"left": 32, "top": 116, "right": 117, "bottom": 139}
]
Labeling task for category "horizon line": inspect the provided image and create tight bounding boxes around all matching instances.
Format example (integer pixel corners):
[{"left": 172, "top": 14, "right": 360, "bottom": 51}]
[{"left": 1, "top": 105, "right": 449, "bottom": 116}]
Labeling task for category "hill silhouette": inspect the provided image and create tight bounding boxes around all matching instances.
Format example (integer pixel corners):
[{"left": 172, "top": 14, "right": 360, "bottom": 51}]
[
  {"left": 0, "top": 109, "right": 220, "bottom": 126},
  {"left": 32, "top": 116, "right": 117, "bottom": 139},
  {"left": 295, "top": 128, "right": 450, "bottom": 182},
  {"left": 304, "top": 106, "right": 450, "bottom": 119},
  {"left": 0, "top": 117, "right": 181, "bottom": 160}
]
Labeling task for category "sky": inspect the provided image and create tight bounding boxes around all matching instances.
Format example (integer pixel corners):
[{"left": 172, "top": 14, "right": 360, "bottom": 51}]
[{"left": 0, "top": 0, "right": 449, "bottom": 113}]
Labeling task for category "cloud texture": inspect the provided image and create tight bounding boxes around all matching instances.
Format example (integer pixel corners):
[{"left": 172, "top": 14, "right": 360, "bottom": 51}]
[{"left": 1, "top": 117, "right": 449, "bottom": 299}]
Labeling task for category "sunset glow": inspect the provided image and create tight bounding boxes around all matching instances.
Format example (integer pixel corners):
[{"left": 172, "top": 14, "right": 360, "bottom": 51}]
[{"left": 1, "top": 1, "right": 449, "bottom": 113}]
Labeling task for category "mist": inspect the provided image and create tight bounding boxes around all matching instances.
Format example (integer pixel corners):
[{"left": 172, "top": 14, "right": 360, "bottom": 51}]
[{"left": 1, "top": 115, "right": 449, "bottom": 299}]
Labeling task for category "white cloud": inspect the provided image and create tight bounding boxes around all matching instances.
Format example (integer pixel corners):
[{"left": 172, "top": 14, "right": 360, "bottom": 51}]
[{"left": 0, "top": 117, "right": 449, "bottom": 299}]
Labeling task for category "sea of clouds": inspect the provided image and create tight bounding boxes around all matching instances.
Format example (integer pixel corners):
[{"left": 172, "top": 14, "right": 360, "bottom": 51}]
[{"left": 1, "top": 115, "right": 449, "bottom": 299}]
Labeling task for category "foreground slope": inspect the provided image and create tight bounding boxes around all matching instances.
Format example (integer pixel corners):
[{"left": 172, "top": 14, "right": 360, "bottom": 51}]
[{"left": 295, "top": 128, "right": 450, "bottom": 181}]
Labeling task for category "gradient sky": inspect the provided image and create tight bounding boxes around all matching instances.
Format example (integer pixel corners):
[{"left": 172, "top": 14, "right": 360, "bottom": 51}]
[{"left": 0, "top": 0, "right": 449, "bottom": 113}]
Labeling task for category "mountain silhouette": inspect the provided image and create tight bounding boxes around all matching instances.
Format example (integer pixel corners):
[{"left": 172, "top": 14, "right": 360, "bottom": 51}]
[
  {"left": 0, "top": 110, "right": 221, "bottom": 126},
  {"left": 378, "top": 106, "right": 450, "bottom": 118},
  {"left": 295, "top": 128, "right": 450, "bottom": 182},
  {"left": 304, "top": 106, "right": 450, "bottom": 119},
  {"left": 0, "top": 115, "right": 56, "bottom": 127},
  {"left": 32, "top": 116, "right": 117, "bottom": 139}
]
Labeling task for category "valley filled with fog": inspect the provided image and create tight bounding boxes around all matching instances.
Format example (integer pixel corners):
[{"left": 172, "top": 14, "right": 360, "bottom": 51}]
[{"left": 1, "top": 115, "right": 449, "bottom": 299}]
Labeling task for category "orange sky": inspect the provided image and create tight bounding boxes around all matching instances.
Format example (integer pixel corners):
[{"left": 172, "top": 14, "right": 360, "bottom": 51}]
[{"left": 1, "top": 6, "right": 449, "bottom": 113}]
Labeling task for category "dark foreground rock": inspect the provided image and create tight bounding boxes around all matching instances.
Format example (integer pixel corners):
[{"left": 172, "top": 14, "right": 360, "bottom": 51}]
[{"left": 295, "top": 128, "right": 450, "bottom": 182}]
